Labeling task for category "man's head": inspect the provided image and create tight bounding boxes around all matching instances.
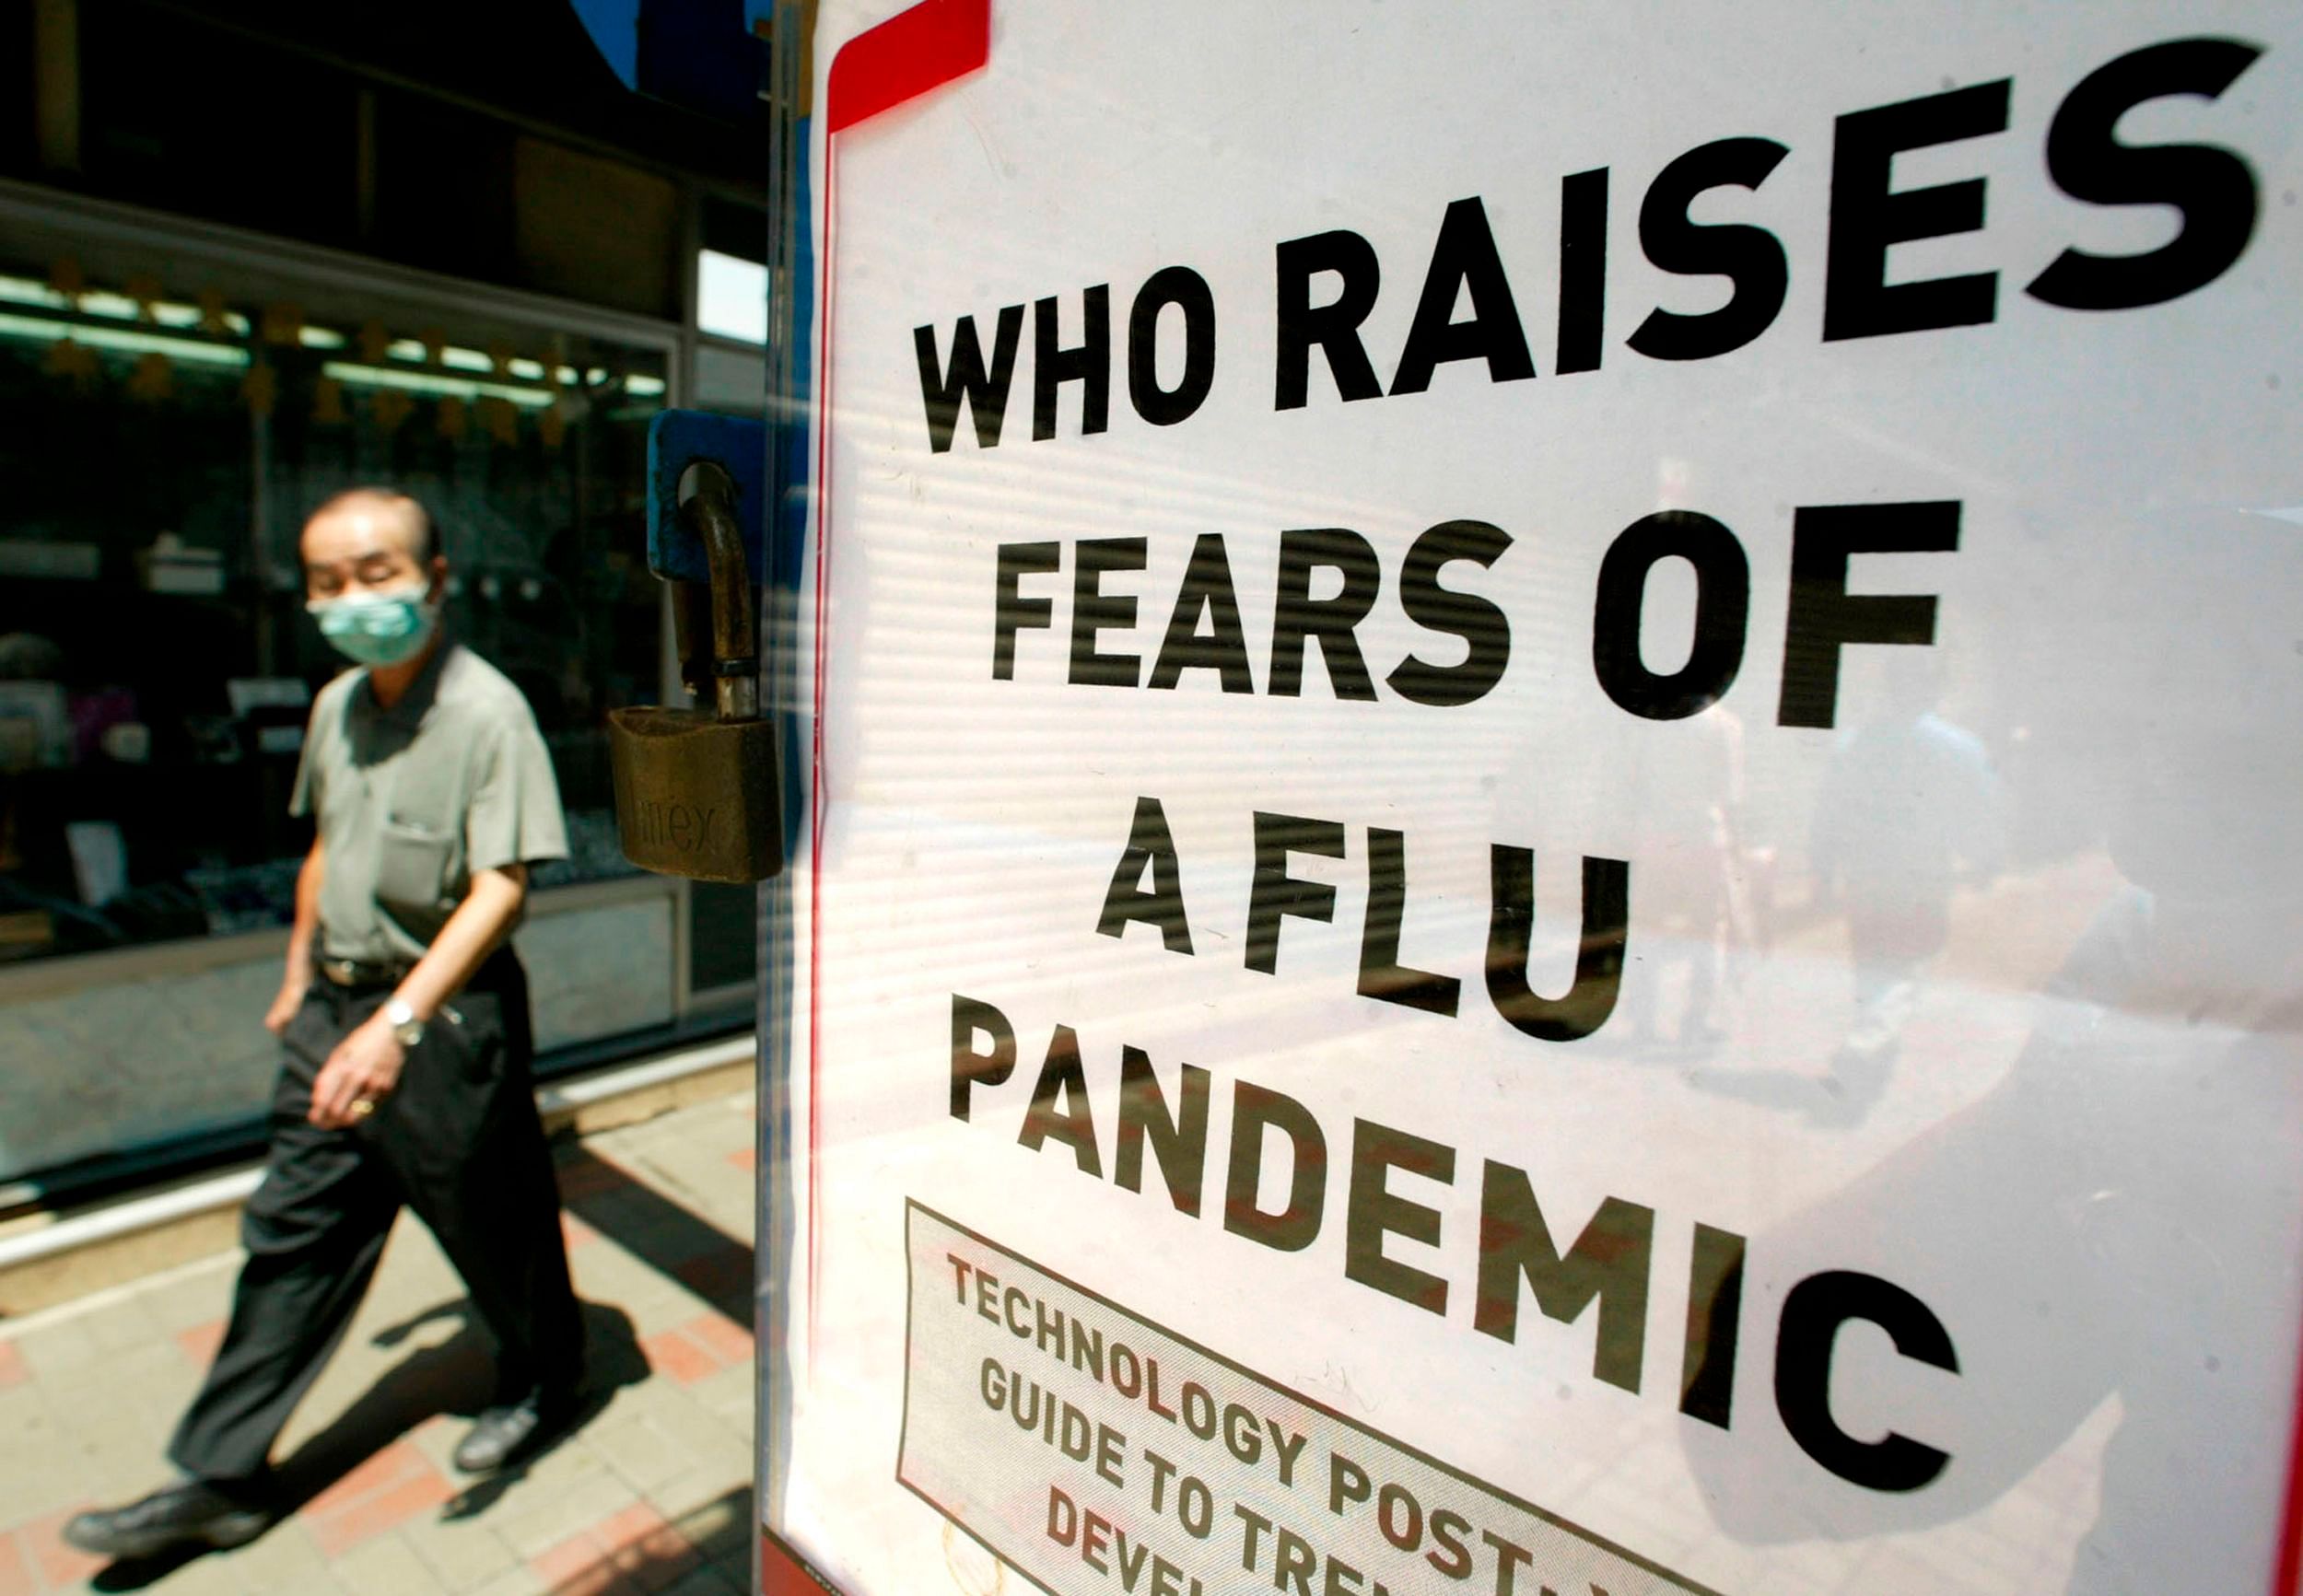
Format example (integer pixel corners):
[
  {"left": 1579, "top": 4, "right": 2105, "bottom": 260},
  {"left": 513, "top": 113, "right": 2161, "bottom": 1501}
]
[
  {"left": 301, "top": 489, "right": 448, "bottom": 670},
  {"left": 300, "top": 487, "right": 445, "bottom": 602}
]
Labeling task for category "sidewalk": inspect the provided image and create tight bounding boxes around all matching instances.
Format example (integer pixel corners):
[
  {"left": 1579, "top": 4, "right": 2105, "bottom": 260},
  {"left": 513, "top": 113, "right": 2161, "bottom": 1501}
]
[{"left": 0, "top": 1087, "right": 761, "bottom": 1596}]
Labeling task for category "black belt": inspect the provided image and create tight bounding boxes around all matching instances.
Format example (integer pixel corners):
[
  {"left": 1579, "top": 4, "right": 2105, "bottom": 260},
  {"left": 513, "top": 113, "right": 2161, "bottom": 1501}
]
[
  {"left": 314, "top": 947, "right": 520, "bottom": 993},
  {"left": 315, "top": 955, "right": 413, "bottom": 990}
]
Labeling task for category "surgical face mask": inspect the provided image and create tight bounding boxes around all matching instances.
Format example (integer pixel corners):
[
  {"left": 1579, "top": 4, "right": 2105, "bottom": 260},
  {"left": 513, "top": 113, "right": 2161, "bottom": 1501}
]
[{"left": 308, "top": 581, "right": 440, "bottom": 668}]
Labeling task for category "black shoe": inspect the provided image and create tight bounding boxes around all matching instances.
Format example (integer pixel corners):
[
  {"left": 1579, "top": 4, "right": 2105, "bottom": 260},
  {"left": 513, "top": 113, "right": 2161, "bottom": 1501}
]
[
  {"left": 452, "top": 1385, "right": 579, "bottom": 1474},
  {"left": 62, "top": 1481, "right": 271, "bottom": 1559}
]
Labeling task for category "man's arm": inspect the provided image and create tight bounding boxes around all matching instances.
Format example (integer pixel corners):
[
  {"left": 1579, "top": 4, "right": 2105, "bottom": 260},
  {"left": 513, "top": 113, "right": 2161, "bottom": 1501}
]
[
  {"left": 306, "top": 863, "right": 529, "bottom": 1129},
  {"left": 265, "top": 840, "right": 326, "bottom": 1036}
]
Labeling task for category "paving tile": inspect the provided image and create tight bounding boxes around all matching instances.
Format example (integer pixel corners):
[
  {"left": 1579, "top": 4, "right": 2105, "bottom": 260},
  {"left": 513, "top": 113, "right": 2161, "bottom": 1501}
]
[
  {"left": 684, "top": 1315, "right": 751, "bottom": 1368},
  {"left": 467, "top": 1567, "right": 553, "bottom": 1596},
  {"left": 532, "top": 1532, "right": 614, "bottom": 1590},
  {"left": 0, "top": 1340, "right": 25, "bottom": 1390},
  {"left": 644, "top": 1471, "right": 751, "bottom": 1530},
  {"left": 138, "top": 1259, "right": 240, "bottom": 1334},
  {"left": 556, "top": 1157, "right": 637, "bottom": 1202},
  {"left": 612, "top": 1524, "right": 700, "bottom": 1594},
  {"left": 639, "top": 1380, "right": 742, "bottom": 1445},
  {"left": 9, "top": 1320, "right": 106, "bottom": 1382},
  {"left": 638, "top": 1330, "right": 719, "bottom": 1388},
  {"left": 0, "top": 1532, "right": 34, "bottom": 1596},
  {"left": 686, "top": 1365, "right": 751, "bottom": 1427},
  {"left": 583, "top": 1415, "right": 695, "bottom": 1497},
  {"left": 503, "top": 1427, "right": 615, "bottom": 1500},
  {"left": 175, "top": 1317, "right": 228, "bottom": 1368},
  {"left": 81, "top": 1299, "right": 164, "bottom": 1356},
  {"left": 301, "top": 1439, "right": 437, "bottom": 1520},
  {"left": 244, "top": 1565, "right": 358, "bottom": 1596},
  {"left": 39, "top": 1340, "right": 184, "bottom": 1410},
  {"left": 333, "top": 1532, "right": 451, "bottom": 1596},
  {"left": 15, "top": 1508, "right": 104, "bottom": 1591},
  {"left": 309, "top": 1469, "right": 459, "bottom": 1558},
  {"left": 0, "top": 1415, "right": 93, "bottom": 1522},
  {"left": 401, "top": 1508, "right": 522, "bottom": 1594},
  {"left": 616, "top": 1282, "right": 716, "bottom": 1341},
  {"left": 563, "top": 1215, "right": 602, "bottom": 1252},
  {"left": 723, "top": 1149, "right": 755, "bottom": 1173},
  {"left": 551, "top": 1564, "right": 629, "bottom": 1596},
  {"left": 496, "top": 1470, "right": 643, "bottom": 1560},
  {"left": 527, "top": 1502, "right": 704, "bottom": 1596},
  {"left": 668, "top": 1252, "right": 749, "bottom": 1306}
]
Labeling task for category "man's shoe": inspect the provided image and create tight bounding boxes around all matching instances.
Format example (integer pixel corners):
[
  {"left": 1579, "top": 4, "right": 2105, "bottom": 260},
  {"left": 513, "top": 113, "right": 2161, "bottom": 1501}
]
[
  {"left": 62, "top": 1481, "right": 271, "bottom": 1560},
  {"left": 452, "top": 1387, "right": 577, "bottom": 1473}
]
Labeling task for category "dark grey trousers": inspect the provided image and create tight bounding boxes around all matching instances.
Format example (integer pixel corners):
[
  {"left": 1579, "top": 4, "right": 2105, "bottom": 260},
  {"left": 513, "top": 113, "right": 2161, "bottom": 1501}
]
[{"left": 167, "top": 952, "right": 582, "bottom": 1487}]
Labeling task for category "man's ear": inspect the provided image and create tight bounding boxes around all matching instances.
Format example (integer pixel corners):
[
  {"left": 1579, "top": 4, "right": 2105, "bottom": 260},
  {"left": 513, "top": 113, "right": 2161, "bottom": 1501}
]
[{"left": 427, "top": 556, "right": 449, "bottom": 602}]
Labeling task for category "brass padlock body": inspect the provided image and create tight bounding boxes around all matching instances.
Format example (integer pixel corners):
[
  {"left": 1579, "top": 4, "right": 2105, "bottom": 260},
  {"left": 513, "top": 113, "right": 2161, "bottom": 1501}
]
[
  {"left": 608, "top": 458, "right": 779, "bottom": 883},
  {"left": 608, "top": 705, "right": 782, "bottom": 883}
]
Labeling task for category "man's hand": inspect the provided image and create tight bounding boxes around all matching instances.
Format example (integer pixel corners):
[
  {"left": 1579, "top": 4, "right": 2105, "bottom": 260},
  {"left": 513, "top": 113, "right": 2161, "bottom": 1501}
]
[
  {"left": 310, "top": 1015, "right": 407, "bottom": 1128},
  {"left": 264, "top": 978, "right": 309, "bottom": 1037}
]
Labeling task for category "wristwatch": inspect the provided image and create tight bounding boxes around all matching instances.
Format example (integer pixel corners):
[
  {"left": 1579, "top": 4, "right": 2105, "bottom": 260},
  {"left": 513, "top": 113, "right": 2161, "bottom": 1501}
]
[{"left": 382, "top": 997, "right": 427, "bottom": 1051}]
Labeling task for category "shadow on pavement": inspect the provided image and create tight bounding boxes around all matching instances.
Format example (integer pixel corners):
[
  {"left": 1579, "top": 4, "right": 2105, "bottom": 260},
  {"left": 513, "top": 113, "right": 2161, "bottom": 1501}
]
[
  {"left": 559, "top": 1484, "right": 757, "bottom": 1595},
  {"left": 553, "top": 1143, "right": 753, "bottom": 1324},
  {"left": 85, "top": 1299, "right": 646, "bottom": 1591}
]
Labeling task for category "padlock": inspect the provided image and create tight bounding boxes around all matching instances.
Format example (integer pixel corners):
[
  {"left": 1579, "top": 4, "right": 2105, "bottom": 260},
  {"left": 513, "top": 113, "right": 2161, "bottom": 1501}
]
[{"left": 608, "top": 460, "right": 783, "bottom": 882}]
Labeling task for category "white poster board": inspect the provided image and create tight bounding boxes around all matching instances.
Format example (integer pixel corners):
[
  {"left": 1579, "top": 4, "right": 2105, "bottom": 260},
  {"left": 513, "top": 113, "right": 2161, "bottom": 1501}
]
[{"left": 767, "top": 5, "right": 2303, "bottom": 1592}]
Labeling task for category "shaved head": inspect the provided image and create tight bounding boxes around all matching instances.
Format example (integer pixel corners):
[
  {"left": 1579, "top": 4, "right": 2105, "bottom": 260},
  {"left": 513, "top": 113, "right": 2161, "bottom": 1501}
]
[
  {"left": 300, "top": 487, "right": 447, "bottom": 602},
  {"left": 305, "top": 487, "right": 438, "bottom": 564}
]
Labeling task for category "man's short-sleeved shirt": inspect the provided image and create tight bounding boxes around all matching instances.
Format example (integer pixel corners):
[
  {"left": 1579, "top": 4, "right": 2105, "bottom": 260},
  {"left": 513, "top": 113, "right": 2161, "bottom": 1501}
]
[{"left": 291, "top": 640, "right": 568, "bottom": 965}]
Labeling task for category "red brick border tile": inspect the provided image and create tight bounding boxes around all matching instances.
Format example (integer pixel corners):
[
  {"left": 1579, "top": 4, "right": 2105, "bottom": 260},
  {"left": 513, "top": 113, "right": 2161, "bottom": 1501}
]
[
  {"left": 300, "top": 1439, "right": 433, "bottom": 1520},
  {"left": 533, "top": 1533, "right": 616, "bottom": 1591},
  {"left": 0, "top": 1340, "right": 25, "bottom": 1390},
  {"left": 0, "top": 1530, "right": 36, "bottom": 1596},
  {"left": 298, "top": 1440, "right": 454, "bottom": 1558},
  {"left": 638, "top": 1329, "right": 719, "bottom": 1387},
  {"left": 18, "top": 1509, "right": 103, "bottom": 1591},
  {"left": 533, "top": 1502, "right": 698, "bottom": 1596},
  {"left": 173, "top": 1319, "right": 228, "bottom": 1369},
  {"left": 685, "top": 1314, "right": 752, "bottom": 1369},
  {"left": 308, "top": 1470, "right": 456, "bottom": 1558}
]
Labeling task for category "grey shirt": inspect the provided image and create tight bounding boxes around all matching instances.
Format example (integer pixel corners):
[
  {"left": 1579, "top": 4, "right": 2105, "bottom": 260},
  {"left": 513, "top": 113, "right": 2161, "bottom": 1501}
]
[{"left": 291, "top": 640, "right": 568, "bottom": 965}]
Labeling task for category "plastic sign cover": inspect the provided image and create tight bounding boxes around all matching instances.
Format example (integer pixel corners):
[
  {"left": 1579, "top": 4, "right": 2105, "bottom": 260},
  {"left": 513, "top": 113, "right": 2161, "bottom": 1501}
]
[{"left": 767, "top": 5, "right": 2303, "bottom": 1592}]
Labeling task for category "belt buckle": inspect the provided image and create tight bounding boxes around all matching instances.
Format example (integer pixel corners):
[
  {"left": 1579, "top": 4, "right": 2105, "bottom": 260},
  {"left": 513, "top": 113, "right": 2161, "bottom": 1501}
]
[{"left": 324, "top": 958, "right": 360, "bottom": 986}]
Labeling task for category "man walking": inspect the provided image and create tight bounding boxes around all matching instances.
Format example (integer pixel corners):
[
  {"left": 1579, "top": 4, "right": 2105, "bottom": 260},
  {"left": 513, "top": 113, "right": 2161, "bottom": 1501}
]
[{"left": 67, "top": 488, "right": 587, "bottom": 1557}]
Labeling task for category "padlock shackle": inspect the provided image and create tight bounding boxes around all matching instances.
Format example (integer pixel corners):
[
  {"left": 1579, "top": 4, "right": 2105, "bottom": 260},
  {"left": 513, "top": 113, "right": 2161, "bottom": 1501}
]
[{"left": 678, "top": 460, "right": 761, "bottom": 722}]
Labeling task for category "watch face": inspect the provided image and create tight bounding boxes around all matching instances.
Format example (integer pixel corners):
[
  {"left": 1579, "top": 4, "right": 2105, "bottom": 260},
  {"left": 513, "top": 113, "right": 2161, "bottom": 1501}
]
[{"left": 385, "top": 1001, "right": 422, "bottom": 1047}]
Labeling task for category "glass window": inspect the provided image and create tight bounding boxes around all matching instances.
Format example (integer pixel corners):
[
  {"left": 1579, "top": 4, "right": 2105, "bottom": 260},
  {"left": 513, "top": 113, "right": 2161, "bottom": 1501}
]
[
  {"left": 696, "top": 249, "right": 768, "bottom": 345},
  {"left": 0, "top": 254, "right": 667, "bottom": 963}
]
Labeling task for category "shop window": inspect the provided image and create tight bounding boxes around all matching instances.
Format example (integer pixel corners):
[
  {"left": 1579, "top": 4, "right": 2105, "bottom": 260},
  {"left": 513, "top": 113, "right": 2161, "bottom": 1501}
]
[{"left": 0, "top": 251, "right": 667, "bottom": 964}]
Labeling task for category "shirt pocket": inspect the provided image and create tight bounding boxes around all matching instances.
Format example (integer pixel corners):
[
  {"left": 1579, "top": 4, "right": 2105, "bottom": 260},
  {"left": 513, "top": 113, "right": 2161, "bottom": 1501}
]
[{"left": 375, "top": 817, "right": 454, "bottom": 914}]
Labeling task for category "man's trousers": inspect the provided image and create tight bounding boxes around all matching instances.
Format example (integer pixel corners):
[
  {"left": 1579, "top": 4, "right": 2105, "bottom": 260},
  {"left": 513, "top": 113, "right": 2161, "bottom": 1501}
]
[{"left": 167, "top": 951, "right": 583, "bottom": 1487}]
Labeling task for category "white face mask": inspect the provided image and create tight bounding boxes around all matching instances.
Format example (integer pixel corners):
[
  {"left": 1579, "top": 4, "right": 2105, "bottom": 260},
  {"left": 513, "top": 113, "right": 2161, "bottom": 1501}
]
[{"left": 307, "top": 581, "right": 440, "bottom": 667}]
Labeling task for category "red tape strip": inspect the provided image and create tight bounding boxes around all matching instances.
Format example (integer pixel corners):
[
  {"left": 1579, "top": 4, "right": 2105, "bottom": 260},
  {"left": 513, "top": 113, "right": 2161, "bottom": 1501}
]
[{"left": 825, "top": 0, "right": 990, "bottom": 134}]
